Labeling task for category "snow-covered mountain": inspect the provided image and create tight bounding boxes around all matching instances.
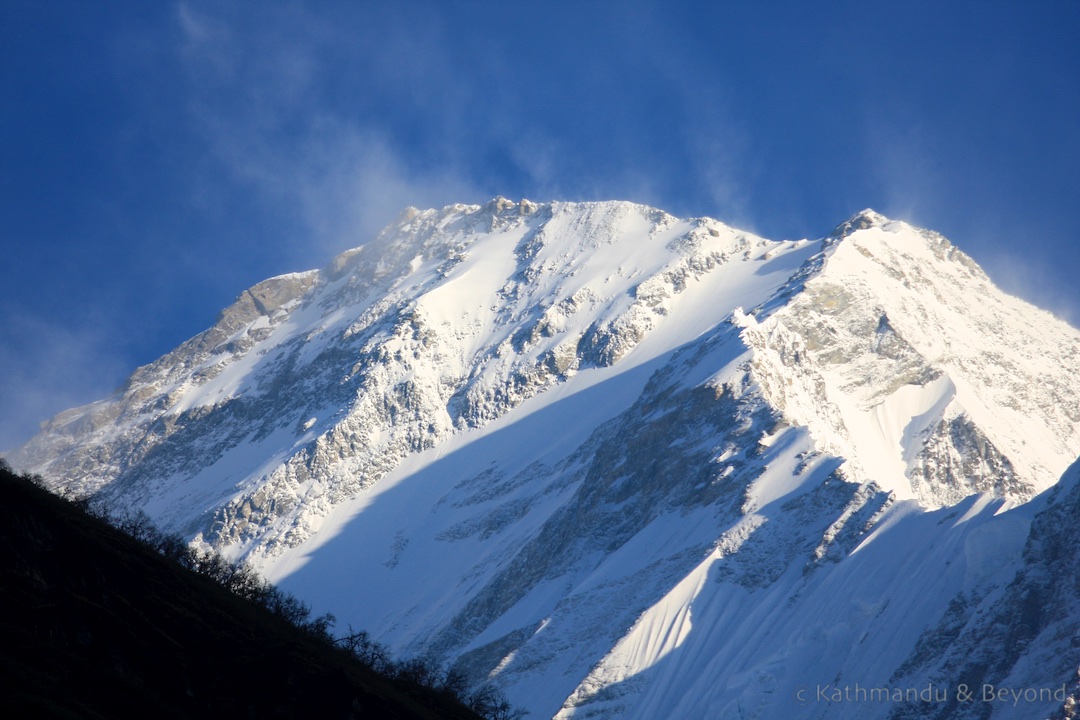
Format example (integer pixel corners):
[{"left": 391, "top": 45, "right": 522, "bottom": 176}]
[{"left": 9, "top": 199, "right": 1080, "bottom": 719}]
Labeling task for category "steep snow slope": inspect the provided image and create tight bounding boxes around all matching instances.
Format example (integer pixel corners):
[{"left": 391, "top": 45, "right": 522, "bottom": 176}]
[
  {"left": 9, "top": 199, "right": 1080, "bottom": 719},
  {"left": 742, "top": 211, "right": 1079, "bottom": 507}
]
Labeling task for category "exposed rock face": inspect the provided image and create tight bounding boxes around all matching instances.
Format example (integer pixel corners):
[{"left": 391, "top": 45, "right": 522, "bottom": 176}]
[
  {"left": 739, "top": 211, "right": 1075, "bottom": 507},
  {"left": 8, "top": 201, "right": 1080, "bottom": 719},
  {"left": 884, "top": 461, "right": 1080, "bottom": 720}
]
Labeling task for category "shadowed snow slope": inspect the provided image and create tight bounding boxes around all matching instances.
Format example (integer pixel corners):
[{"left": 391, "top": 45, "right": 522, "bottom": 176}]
[{"left": 9, "top": 200, "right": 1080, "bottom": 719}]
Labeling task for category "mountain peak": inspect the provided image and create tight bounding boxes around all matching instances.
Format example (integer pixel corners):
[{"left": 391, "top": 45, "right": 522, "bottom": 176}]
[
  {"left": 482, "top": 195, "right": 516, "bottom": 214},
  {"left": 7, "top": 200, "right": 1080, "bottom": 720},
  {"left": 829, "top": 207, "right": 894, "bottom": 239}
]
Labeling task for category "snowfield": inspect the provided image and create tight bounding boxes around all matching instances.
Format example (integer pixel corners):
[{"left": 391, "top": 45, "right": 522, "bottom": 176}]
[{"left": 10, "top": 199, "right": 1080, "bottom": 719}]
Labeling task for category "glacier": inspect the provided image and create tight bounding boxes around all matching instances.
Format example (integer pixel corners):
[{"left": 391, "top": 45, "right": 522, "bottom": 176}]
[{"left": 8, "top": 198, "right": 1080, "bottom": 719}]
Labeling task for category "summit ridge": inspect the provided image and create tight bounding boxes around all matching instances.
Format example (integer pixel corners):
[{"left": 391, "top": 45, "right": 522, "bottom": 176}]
[{"left": 8, "top": 199, "right": 1080, "bottom": 719}]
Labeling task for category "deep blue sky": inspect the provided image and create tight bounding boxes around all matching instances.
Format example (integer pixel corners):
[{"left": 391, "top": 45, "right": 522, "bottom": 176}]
[{"left": 2, "top": 1, "right": 1079, "bottom": 451}]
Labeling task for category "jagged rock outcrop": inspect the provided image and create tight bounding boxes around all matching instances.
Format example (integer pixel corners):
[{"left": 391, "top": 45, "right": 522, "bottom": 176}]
[{"left": 8, "top": 200, "right": 1080, "bottom": 719}]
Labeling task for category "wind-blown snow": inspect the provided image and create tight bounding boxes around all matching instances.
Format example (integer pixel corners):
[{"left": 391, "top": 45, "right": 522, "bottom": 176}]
[{"left": 8, "top": 200, "right": 1080, "bottom": 719}]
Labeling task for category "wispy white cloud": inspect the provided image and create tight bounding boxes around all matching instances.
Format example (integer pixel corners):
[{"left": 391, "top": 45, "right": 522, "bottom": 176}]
[
  {"left": 290, "top": 121, "right": 483, "bottom": 250},
  {"left": 680, "top": 122, "right": 757, "bottom": 230},
  {"left": 980, "top": 248, "right": 1079, "bottom": 328},
  {"left": 173, "top": 1, "right": 484, "bottom": 262},
  {"left": 0, "top": 313, "right": 130, "bottom": 453},
  {"left": 857, "top": 110, "right": 1080, "bottom": 326},
  {"left": 860, "top": 112, "right": 944, "bottom": 224}
]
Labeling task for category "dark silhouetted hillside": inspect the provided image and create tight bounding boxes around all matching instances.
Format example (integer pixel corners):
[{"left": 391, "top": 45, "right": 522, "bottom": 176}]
[{"left": 0, "top": 462, "right": 486, "bottom": 719}]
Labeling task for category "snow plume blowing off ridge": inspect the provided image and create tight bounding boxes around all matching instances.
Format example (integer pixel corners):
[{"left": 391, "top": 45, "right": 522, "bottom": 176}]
[{"left": 9, "top": 199, "right": 1080, "bottom": 719}]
